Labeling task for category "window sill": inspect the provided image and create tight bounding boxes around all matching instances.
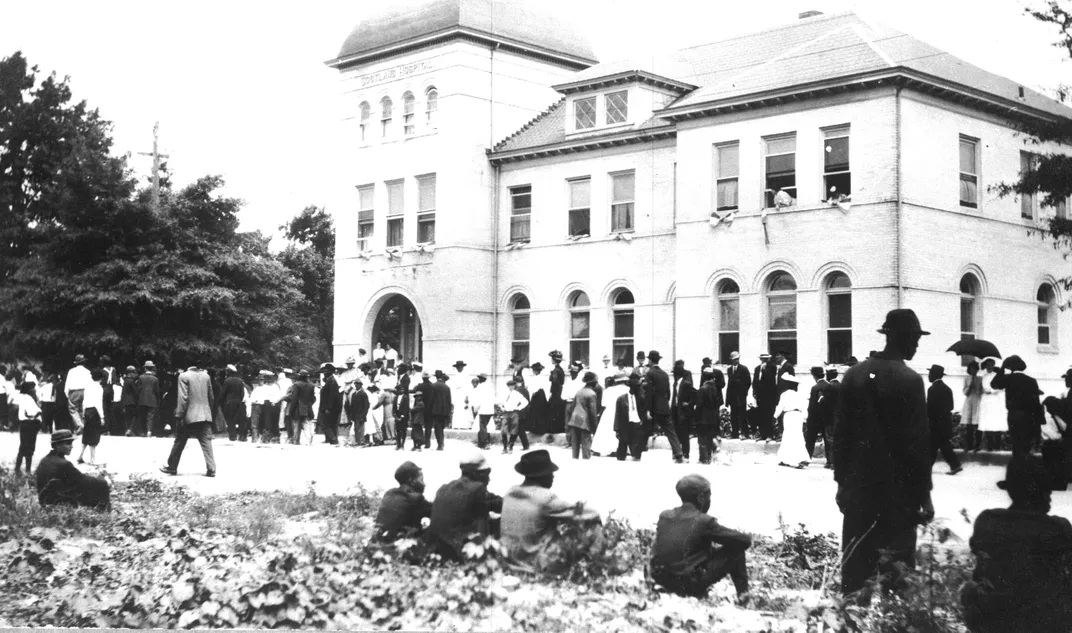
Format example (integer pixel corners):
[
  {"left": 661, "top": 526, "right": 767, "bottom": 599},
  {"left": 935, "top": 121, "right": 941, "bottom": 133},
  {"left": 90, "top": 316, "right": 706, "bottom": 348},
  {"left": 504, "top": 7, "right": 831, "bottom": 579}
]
[
  {"left": 1038, "top": 344, "right": 1060, "bottom": 355},
  {"left": 565, "top": 234, "right": 590, "bottom": 242}
]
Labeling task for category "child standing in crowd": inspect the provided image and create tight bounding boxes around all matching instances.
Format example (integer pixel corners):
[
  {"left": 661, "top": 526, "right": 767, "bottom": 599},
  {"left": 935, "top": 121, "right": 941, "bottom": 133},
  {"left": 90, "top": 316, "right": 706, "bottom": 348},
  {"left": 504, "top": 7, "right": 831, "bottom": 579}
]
[
  {"left": 14, "top": 382, "right": 42, "bottom": 475},
  {"left": 78, "top": 369, "right": 105, "bottom": 465},
  {"left": 37, "top": 374, "right": 57, "bottom": 433}
]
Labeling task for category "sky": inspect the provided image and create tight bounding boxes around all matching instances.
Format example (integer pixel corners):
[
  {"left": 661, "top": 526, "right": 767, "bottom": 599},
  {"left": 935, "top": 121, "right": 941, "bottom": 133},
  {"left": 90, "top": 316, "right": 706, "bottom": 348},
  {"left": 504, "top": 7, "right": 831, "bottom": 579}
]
[{"left": 2, "top": 0, "right": 1069, "bottom": 240}]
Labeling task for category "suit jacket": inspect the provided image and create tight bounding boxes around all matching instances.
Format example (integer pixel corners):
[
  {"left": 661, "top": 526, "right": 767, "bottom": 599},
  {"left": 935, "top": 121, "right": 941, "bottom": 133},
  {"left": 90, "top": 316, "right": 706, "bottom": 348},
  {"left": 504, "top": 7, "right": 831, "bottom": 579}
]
[
  {"left": 395, "top": 373, "right": 411, "bottom": 417},
  {"left": 646, "top": 366, "right": 672, "bottom": 416},
  {"left": 927, "top": 379, "right": 955, "bottom": 438},
  {"left": 348, "top": 388, "right": 370, "bottom": 423},
  {"left": 120, "top": 376, "right": 137, "bottom": 406},
  {"left": 808, "top": 380, "right": 829, "bottom": 429},
  {"left": 176, "top": 368, "right": 214, "bottom": 425},
  {"left": 568, "top": 385, "right": 599, "bottom": 432},
  {"left": 219, "top": 376, "right": 246, "bottom": 405},
  {"left": 777, "top": 362, "right": 797, "bottom": 394},
  {"left": 991, "top": 371, "right": 1045, "bottom": 422},
  {"left": 134, "top": 372, "right": 161, "bottom": 407},
  {"left": 725, "top": 364, "right": 751, "bottom": 404},
  {"left": 695, "top": 380, "right": 724, "bottom": 427},
  {"left": 651, "top": 502, "right": 752, "bottom": 579},
  {"left": 672, "top": 372, "right": 696, "bottom": 416},
  {"left": 753, "top": 363, "right": 777, "bottom": 403},
  {"left": 287, "top": 381, "right": 316, "bottom": 418},
  {"left": 429, "top": 380, "right": 452, "bottom": 417},
  {"left": 613, "top": 388, "right": 649, "bottom": 434},
  {"left": 318, "top": 375, "right": 342, "bottom": 421}
]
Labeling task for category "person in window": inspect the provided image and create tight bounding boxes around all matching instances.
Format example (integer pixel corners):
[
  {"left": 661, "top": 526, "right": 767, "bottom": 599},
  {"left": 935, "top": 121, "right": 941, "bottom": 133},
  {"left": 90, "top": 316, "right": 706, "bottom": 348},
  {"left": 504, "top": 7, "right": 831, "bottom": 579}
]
[
  {"left": 990, "top": 355, "right": 1044, "bottom": 461},
  {"left": 373, "top": 461, "right": 431, "bottom": 543},
  {"left": 961, "top": 455, "right": 1072, "bottom": 632},
  {"left": 36, "top": 430, "right": 111, "bottom": 510},
  {"left": 961, "top": 361, "right": 983, "bottom": 452},
  {"left": 651, "top": 474, "right": 751, "bottom": 601}
]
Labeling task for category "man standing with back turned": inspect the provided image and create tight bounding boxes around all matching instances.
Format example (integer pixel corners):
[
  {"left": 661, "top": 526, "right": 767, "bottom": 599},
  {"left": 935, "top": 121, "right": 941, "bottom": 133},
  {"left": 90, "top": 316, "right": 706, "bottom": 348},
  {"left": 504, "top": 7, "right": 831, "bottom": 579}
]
[
  {"left": 834, "top": 309, "right": 934, "bottom": 599},
  {"left": 160, "top": 361, "right": 217, "bottom": 477}
]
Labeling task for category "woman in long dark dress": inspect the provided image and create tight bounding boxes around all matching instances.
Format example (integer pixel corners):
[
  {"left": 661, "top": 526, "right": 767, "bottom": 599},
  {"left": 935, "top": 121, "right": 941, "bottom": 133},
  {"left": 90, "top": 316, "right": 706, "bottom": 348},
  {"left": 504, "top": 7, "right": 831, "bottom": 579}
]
[
  {"left": 527, "top": 362, "right": 550, "bottom": 435},
  {"left": 547, "top": 352, "right": 566, "bottom": 439}
]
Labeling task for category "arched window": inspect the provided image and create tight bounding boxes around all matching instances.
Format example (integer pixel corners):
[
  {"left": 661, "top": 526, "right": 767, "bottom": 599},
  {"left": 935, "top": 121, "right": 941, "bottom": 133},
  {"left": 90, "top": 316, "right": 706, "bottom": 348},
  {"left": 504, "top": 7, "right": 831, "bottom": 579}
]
[
  {"left": 825, "top": 273, "right": 852, "bottom": 363},
  {"left": 568, "top": 291, "right": 590, "bottom": 367},
  {"left": 1038, "top": 283, "right": 1057, "bottom": 346},
  {"left": 402, "top": 92, "right": 415, "bottom": 136},
  {"left": 611, "top": 290, "right": 635, "bottom": 367},
  {"left": 380, "top": 97, "right": 393, "bottom": 137},
  {"left": 511, "top": 295, "right": 531, "bottom": 366},
  {"left": 425, "top": 87, "right": 438, "bottom": 125},
  {"left": 716, "top": 281, "right": 740, "bottom": 363},
  {"left": 359, "top": 102, "right": 370, "bottom": 142},
  {"left": 766, "top": 272, "right": 797, "bottom": 362},
  {"left": 960, "top": 274, "right": 980, "bottom": 342}
]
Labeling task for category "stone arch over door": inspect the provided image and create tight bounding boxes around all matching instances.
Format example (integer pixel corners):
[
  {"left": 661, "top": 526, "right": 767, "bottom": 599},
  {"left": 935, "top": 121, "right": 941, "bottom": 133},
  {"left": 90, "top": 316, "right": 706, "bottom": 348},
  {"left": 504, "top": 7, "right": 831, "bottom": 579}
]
[{"left": 364, "top": 290, "right": 425, "bottom": 364}]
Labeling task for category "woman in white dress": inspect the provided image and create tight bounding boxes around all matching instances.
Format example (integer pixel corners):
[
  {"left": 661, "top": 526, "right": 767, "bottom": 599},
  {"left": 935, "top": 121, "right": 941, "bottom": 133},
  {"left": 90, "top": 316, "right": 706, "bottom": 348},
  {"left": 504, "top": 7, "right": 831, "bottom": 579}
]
[
  {"left": 592, "top": 375, "right": 629, "bottom": 457},
  {"left": 774, "top": 374, "right": 811, "bottom": 468},
  {"left": 976, "top": 358, "right": 1007, "bottom": 450}
]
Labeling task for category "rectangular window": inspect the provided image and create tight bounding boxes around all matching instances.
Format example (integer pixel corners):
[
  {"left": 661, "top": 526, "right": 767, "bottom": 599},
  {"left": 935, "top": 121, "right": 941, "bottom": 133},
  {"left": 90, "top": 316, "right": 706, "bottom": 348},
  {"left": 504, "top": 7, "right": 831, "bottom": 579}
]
[
  {"left": 417, "top": 175, "right": 435, "bottom": 244},
  {"left": 605, "top": 90, "right": 628, "bottom": 125},
  {"left": 960, "top": 136, "right": 979, "bottom": 208},
  {"left": 386, "top": 180, "right": 403, "bottom": 248},
  {"left": 823, "top": 126, "right": 851, "bottom": 200},
  {"left": 1021, "top": 152, "right": 1037, "bottom": 220},
  {"left": 767, "top": 294, "right": 797, "bottom": 364},
  {"left": 718, "top": 295, "right": 740, "bottom": 364},
  {"left": 512, "top": 313, "right": 530, "bottom": 366},
  {"left": 612, "top": 309, "right": 634, "bottom": 367},
  {"left": 827, "top": 293, "right": 852, "bottom": 364},
  {"left": 510, "top": 185, "right": 532, "bottom": 243},
  {"left": 574, "top": 97, "right": 596, "bottom": 130},
  {"left": 357, "top": 185, "right": 374, "bottom": 252},
  {"left": 610, "top": 171, "right": 635, "bottom": 232},
  {"left": 570, "top": 311, "right": 590, "bottom": 367},
  {"left": 715, "top": 142, "right": 739, "bottom": 212},
  {"left": 568, "top": 178, "right": 591, "bottom": 237},
  {"left": 1039, "top": 307, "right": 1051, "bottom": 345},
  {"left": 764, "top": 135, "right": 797, "bottom": 208},
  {"left": 404, "top": 99, "right": 415, "bottom": 136},
  {"left": 1057, "top": 197, "right": 1069, "bottom": 220}
]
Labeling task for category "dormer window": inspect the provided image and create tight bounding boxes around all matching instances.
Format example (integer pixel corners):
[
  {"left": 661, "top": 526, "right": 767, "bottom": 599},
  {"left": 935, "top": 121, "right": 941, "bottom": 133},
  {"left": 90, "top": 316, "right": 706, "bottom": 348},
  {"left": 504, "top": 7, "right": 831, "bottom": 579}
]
[
  {"left": 605, "top": 91, "right": 628, "bottom": 125},
  {"left": 574, "top": 97, "right": 596, "bottom": 130}
]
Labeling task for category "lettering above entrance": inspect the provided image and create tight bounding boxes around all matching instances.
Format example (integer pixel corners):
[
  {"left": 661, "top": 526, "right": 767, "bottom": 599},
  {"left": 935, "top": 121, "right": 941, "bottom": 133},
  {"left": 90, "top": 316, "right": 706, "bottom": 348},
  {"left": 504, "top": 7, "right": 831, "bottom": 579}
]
[{"left": 358, "top": 60, "right": 435, "bottom": 88}]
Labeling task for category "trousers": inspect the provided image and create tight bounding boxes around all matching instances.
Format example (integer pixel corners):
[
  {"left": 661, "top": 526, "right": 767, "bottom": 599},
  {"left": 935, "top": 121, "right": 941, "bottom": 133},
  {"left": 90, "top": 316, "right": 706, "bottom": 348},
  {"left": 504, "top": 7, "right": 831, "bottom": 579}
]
[
  {"left": 652, "top": 413, "right": 683, "bottom": 460},
  {"left": 616, "top": 425, "right": 644, "bottom": 460},
  {"left": 840, "top": 502, "right": 918, "bottom": 596},
  {"left": 654, "top": 550, "right": 749, "bottom": 597},
  {"left": 729, "top": 401, "right": 748, "bottom": 438},
  {"left": 137, "top": 405, "right": 159, "bottom": 437},
  {"left": 477, "top": 413, "right": 493, "bottom": 448},
  {"left": 166, "top": 422, "right": 216, "bottom": 474},
  {"left": 67, "top": 389, "right": 85, "bottom": 431},
  {"left": 16, "top": 420, "right": 40, "bottom": 472},
  {"left": 410, "top": 409, "right": 426, "bottom": 448},
  {"left": 569, "top": 427, "right": 593, "bottom": 459},
  {"left": 428, "top": 415, "right": 447, "bottom": 449},
  {"left": 930, "top": 433, "right": 962, "bottom": 471},
  {"left": 696, "top": 425, "right": 718, "bottom": 464}
]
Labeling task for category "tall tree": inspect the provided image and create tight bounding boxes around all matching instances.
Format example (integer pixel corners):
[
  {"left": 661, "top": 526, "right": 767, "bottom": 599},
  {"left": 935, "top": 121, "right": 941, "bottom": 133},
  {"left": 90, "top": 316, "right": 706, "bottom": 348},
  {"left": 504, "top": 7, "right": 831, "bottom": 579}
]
[{"left": 278, "top": 205, "right": 335, "bottom": 364}]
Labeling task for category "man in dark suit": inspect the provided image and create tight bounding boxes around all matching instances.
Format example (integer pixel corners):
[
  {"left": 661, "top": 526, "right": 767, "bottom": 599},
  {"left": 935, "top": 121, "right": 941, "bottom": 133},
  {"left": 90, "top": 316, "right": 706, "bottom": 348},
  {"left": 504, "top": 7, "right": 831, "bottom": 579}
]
[
  {"left": 644, "top": 350, "right": 684, "bottom": 463},
  {"left": 428, "top": 370, "right": 452, "bottom": 451},
  {"left": 218, "top": 364, "right": 248, "bottom": 441},
  {"left": 752, "top": 354, "right": 777, "bottom": 441},
  {"left": 805, "top": 366, "right": 829, "bottom": 460},
  {"left": 695, "top": 370, "right": 724, "bottom": 464},
  {"left": 991, "top": 355, "right": 1046, "bottom": 461},
  {"left": 672, "top": 360, "right": 697, "bottom": 461},
  {"left": 135, "top": 361, "right": 161, "bottom": 438},
  {"left": 775, "top": 351, "right": 796, "bottom": 394},
  {"left": 373, "top": 461, "right": 432, "bottom": 543},
  {"left": 725, "top": 352, "right": 751, "bottom": 439},
  {"left": 317, "top": 363, "right": 342, "bottom": 445},
  {"left": 348, "top": 379, "right": 371, "bottom": 447},
  {"left": 615, "top": 374, "right": 648, "bottom": 460},
  {"left": 926, "top": 365, "right": 962, "bottom": 475},
  {"left": 822, "top": 367, "right": 841, "bottom": 470}
]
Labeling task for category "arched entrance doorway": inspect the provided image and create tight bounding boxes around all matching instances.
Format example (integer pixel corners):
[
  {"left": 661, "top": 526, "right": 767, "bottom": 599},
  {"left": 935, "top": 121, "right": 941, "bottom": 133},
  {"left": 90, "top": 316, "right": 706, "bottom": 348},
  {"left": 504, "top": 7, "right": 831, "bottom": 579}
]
[{"left": 372, "top": 295, "right": 423, "bottom": 363}]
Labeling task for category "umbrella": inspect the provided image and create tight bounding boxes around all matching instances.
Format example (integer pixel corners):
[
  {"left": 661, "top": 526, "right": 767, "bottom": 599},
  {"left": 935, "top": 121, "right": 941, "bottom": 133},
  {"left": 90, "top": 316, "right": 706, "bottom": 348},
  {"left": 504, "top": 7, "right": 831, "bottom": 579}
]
[{"left": 946, "top": 339, "right": 1001, "bottom": 359}]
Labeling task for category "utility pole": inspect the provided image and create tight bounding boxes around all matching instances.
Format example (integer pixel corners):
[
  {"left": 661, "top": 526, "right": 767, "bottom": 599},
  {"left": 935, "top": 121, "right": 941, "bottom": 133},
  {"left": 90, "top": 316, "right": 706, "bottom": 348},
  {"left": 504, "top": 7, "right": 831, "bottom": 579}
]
[{"left": 138, "top": 122, "right": 169, "bottom": 214}]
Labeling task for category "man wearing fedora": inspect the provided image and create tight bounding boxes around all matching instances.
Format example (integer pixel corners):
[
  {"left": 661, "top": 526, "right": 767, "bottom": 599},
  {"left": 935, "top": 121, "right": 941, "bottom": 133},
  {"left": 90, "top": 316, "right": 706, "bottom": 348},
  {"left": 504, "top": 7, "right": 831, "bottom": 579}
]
[
  {"left": 615, "top": 372, "right": 650, "bottom": 460},
  {"left": 37, "top": 429, "right": 111, "bottom": 510},
  {"left": 412, "top": 369, "right": 433, "bottom": 450},
  {"left": 725, "top": 352, "right": 751, "bottom": 439},
  {"left": 501, "top": 450, "right": 603, "bottom": 573},
  {"left": 428, "top": 369, "right": 452, "bottom": 450},
  {"left": 286, "top": 370, "right": 317, "bottom": 445},
  {"left": 426, "top": 453, "right": 503, "bottom": 560},
  {"left": 644, "top": 350, "right": 684, "bottom": 463},
  {"left": 567, "top": 371, "right": 600, "bottom": 459},
  {"left": 317, "top": 363, "right": 343, "bottom": 445},
  {"left": 672, "top": 360, "right": 697, "bottom": 462},
  {"left": 751, "top": 353, "right": 777, "bottom": 442},
  {"left": 927, "top": 364, "right": 963, "bottom": 475},
  {"left": 991, "top": 355, "right": 1046, "bottom": 461},
  {"left": 373, "top": 461, "right": 432, "bottom": 543},
  {"left": 64, "top": 354, "right": 92, "bottom": 434},
  {"left": 834, "top": 308, "right": 934, "bottom": 597},
  {"left": 161, "top": 362, "right": 217, "bottom": 477},
  {"left": 219, "top": 364, "right": 248, "bottom": 441},
  {"left": 135, "top": 361, "right": 161, "bottom": 438}
]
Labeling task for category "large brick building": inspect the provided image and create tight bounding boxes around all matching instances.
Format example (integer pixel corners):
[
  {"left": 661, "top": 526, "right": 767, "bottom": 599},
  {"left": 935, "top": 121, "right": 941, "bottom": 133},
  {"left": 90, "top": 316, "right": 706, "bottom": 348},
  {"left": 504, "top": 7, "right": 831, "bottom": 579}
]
[{"left": 327, "top": 2, "right": 1071, "bottom": 398}]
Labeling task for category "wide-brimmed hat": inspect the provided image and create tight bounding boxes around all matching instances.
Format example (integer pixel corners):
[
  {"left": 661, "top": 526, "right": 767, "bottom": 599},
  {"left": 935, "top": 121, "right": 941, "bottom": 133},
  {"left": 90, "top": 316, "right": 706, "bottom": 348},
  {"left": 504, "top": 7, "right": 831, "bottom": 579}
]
[
  {"left": 514, "top": 449, "right": 559, "bottom": 477},
  {"left": 1002, "top": 355, "right": 1027, "bottom": 372},
  {"left": 648, "top": 350, "right": 662, "bottom": 363},
  {"left": 602, "top": 354, "right": 611, "bottom": 362},
  {"left": 582, "top": 371, "right": 598, "bottom": 384},
  {"left": 928, "top": 364, "right": 946, "bottom": 375},
  {"left": 51, "top": 430, "right": 75, "bottom": 446},
  {"left": 530, "top": 362, "right": 545, "bottom": 372},
  {"left": 477, "top": 373, "right": 488, "bottom": 382},
  {"left": 759, "top": 353, "right": 771, "bottom": 360},
  {"left": 1061, "top": 367, "right": 1072, "bottom": 379},
  {"left": 73, "top": 354, "right": 86, "bottom": 365},
  {"left": 143, "top": 360, "right": 156, "bottom": 369},
  {"left": 877, "top": 309, "right": 930, "bottom": 336},
  {"left": 434, "top": 369, "right": 448, "bottom": 380},
  {"left": 452, "top": 360, "right": 467, "bottom": 369},
  {"left": 549, "top": 350, "right": 563, "bottom": 360},
  {"left": 510, "top": 356, "right": 524, "bottom": 364},
  {"left": 226, "top": 364, "right": 238, "bottom": 373},
  {"left": 320, "top": 362, "right": 335, "bottom": 372}
]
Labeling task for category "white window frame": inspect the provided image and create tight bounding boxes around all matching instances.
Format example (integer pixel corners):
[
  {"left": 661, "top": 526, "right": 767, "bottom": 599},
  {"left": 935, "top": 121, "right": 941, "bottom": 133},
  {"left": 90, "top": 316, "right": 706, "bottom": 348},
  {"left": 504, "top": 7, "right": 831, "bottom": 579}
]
[
  {"left": 960, "top": 135, "right": 980, "bottom": 209},
  {"left": 611, "top": 289, "right": 635, "bottom": 367},
  {"left": 403, "top": 92, "right": 416, "bottom": 136},
  {"left": 605, "top": 90, "right": 628, "bottom": 125},
  {"left": 1020, "top": 151, "right": 1038, "bottom": 221},
  {"left": 359, "top": 102, "right": 370, "bottom": 143},
  {"left": 610, "top": 170, "right": 635, "bottom": 233},
  {"left": 357, "top": 184, "right": 374, "bottom": 252},
  {"left": 425, "top": 87, "right": 438, "bottom": 125},
  {"left": 822, "top": 125, "right": 851, "bottom": 202},
  {"left": 716, "top": 280, "right": 740, "bottom": 364},
  {"left": 714, "top": 142, "right": 739, "bottom": 212},
  {"left": 512, "top": 294, "right": 531, "bottom": 366},
  {"left": 386, "top": 179, "right": 404, "bottom": 248},
  {"left": 568, "top": 291, "right": 591, "bottom": 367},
  {"left": 824, "top": 273, "right": 853, "bottom": 364},
  {"left": 380, "top": 97, "right": 393, "bottom": 138},
  {"left": 509, "top": 185, "right": 532, "bottom": 244},
  {"left": 765, "top": 271, "right": 798, "bottom": 359},
  {"left": 567, "top": 177, "right": 591, "bottom": 238},
  {"left": 416, "top": 174, "right": 436, "bottom": 245},
  {"left": 763, "top": 134, "right": 797, "bottom": 208},
  {"left": 574, "top": 97, "right": 596, "bottom": 131},
  {"left": 1038, "top": 283, "right": 1058, "bottom": 348}
]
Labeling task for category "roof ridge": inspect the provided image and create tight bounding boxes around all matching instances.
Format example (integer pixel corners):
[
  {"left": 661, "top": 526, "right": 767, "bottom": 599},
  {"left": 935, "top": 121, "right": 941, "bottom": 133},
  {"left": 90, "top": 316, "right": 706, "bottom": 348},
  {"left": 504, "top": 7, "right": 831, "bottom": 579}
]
[
  {"left": 493, "top": 98, "right": 564, "bottom": 152},
  {"left": 850, "top": 24, "right": 896, "bottom": 68},
  {"left": 715, "top": 23, "right": 857, "bottom": 92},
  {"left": 672, "top": 9, "right": 858, "bottom": 55}
]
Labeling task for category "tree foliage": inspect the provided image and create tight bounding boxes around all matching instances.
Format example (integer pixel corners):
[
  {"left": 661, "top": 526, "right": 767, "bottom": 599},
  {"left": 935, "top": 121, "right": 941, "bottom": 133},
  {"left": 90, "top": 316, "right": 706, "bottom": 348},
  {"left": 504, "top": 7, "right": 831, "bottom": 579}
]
[
  {"left": 277, "top": 205, "right": 335, "bottom": 367},
  {"left": 0, "top": 52, "right": 323, "bottom": 370}
]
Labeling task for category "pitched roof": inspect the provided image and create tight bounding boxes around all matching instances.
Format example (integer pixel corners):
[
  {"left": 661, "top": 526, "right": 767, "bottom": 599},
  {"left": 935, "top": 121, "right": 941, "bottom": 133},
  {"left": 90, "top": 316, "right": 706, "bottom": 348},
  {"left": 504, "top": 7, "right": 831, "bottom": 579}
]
[
  {"left": 494, "top": 100, "right": 567, "bottom": 152},
  {"left": 329, "top": 0, "right": 597, "bottom": 69}
]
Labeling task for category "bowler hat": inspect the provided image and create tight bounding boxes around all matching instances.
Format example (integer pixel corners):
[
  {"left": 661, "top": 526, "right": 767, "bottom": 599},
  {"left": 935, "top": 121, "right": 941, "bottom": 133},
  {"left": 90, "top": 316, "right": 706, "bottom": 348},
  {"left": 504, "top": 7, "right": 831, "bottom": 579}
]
[
  {"left": 825, "top": 368, "right": 839, "bottom": 379},
  {"left": 1061, "top": 367, "right": 1072, "bottom": 379},
  {"left": 928, "top": 364, "right": 946, "bottom": 375},
  {"left": 510, "top": 357, "right": 524, "bottom": 364},
  {"left": 673, "top": 360, "right": 685, "bottom": 368},
  {"left": 453, "top": 360, "right": 467, "bottom": 369},
  {"left": 477, "top": 373, "right": 488, "bottom": 382},
  {"left": 530, "top": 362, "right": 545, "bottom": 372},
  {"left": 702, "top": 357, "right": 712, "bottom": 365},
  {"left": 648, "top": 350, "right": 662, "bottom": 363},
  {"left": 320, "top": 362, "right": 335, "bottom": 372},
  {"left": 435, "top": 369, "right": 448, "bottom": 380},
  {"left": 514, "top": 449, "right": 559, "bottom": 477},
  {"left": 636, "top": 351, "right": 647, "bottom": 359},
  {"left": 394, "top": 461, "right": 422, "bottom": 484},
  {"left": 73, "top": 354, "right": 86, "bottom": 365},
  {"left": 877, "top": 309, "right": 931, "bottom": 335},
  {"left": 51, "top": 430, "right": 75, "bottom": 446}
]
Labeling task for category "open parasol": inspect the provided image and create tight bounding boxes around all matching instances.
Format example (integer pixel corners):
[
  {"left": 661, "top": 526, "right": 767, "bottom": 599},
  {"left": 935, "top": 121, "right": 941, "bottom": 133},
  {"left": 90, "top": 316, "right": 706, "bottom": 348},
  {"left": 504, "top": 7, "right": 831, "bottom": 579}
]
[{"left": 946, "top": 339, "right": 1001, "bottom": 359}]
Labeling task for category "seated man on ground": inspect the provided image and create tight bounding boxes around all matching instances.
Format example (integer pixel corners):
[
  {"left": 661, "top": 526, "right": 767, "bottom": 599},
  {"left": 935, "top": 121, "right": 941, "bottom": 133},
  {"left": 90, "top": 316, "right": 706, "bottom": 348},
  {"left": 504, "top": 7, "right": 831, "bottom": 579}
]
[
  {"left": 961, "top": 455, "right": 1072, "bottom": 633},
  {"left": 500, "top": 450, "right": 602, "bottom": 574},
  {"left": 426, "top": 453, "right": 503, "bottom": 561},
  {"left": 35, "top": 430, "right": 111, "bottom": 511},
  {"left": 373, "top": 461, "right": 432, "bottom": 542},
  {"left": 651, "top": 474, "right": 750, "bottom": 601}
]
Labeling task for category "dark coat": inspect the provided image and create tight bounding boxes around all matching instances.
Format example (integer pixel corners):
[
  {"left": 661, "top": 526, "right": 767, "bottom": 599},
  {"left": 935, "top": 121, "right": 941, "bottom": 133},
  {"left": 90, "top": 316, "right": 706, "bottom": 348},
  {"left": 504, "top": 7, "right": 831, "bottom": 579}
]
[
  {"left": 646, "top": 366, "right": 672, "bottom": 416},
  {"left": 120, "top": 376, "right": 137, "bottom": 407},
  {"left": 348, "top": 388, "right": 370, "bottom": 423},
  {"left": 808, "top": 380, "right": 829, "bottom": 430},
  {"left": 672, "top": 372, "right": 696, "bottom": 415},
  {"left": 568, "top": 385, "right": 599, "bottom": 432},
  {"left": 651, "top": 502, "right": 751, "bottom": 580},
  {"left": 429, "top": 379, "right": 452, "bottom": 417},
  {"left": 395, "top": 373, "right": 411, "bottom": 417},
  {"left": 287, "top": 381, "right": 316, "bottom": 418},
  {"left": 36, "top": 450, "right": 110, "bottom": 510},
  {"left": 613, "top": 388, "right": 649, "bottom": 434},
  {"left": 317, "top": 375, "right": 342, "bottom": 423},
  {"left": 725, "top": 364, "right": 751, "bottom": 404},
  {"left": 426, "top": 476, "right": 503, "bottom": 560},
  {"left": 991, "top": 371, "right": 1045, "bottom": 425},
  {"left": 219, "top": 376, "right": 247, "bottom": 405},
  {"left": 833, "top": 353, "right": 932, "bottom": 514},
  {"left": 373, "top": 485, "right": 432, "bottom": 542},
  {"left": 927, "top": 379, "right": 955, "bottom": 439},
  {"left": 777, "top": 362, "right": 797, "bottom": 394},
  {"left": 753, "top": 362, "right": 777, "bottom": 404},
  {"left": 135, "top": 372, "right": 161, "bottom": 407},
  {"left": 695, "top": 380, "right": 724, "bottom": 427}
]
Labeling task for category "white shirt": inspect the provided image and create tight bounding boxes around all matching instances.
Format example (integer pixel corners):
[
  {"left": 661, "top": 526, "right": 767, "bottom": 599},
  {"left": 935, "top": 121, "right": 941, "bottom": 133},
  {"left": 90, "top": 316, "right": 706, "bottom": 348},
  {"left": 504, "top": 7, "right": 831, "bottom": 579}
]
[
  {"left": 251, "top": 382, "right": 282, "bottom": 404},
  {"left": 627, "top": 392, "right": 641, "bottom": 423},
  {"left": 774, "top": 389, "right": 805, "bottom": 417},
  {"left": 471, "top": 382, "right": 495, "bottom": 414},
  {"left": 18, "top": 392, "right": 41, "bottom": 420},
  {"left": 83, "top": 381, "right": 104, "bottom": 413},
  {"left": 503, "top": 389, "right": 529, "bottom": 412},
  {"left": 23, "top": 370, "right": 38, "bottom": 385},
  {"left": 37, "top": 382, "right": 55, "bottom": 403},
  {"left": 385, "top": 348, "right": 399, "bottom": 362},
  {"left": 562, "top": 376, "right": 584, "bottom": 401},
  {"left": 65, "top": 365, "right": 93, "bottom": 393},
  {"left": 373, "top": 348, "right": 385, "bottom": 361}
]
